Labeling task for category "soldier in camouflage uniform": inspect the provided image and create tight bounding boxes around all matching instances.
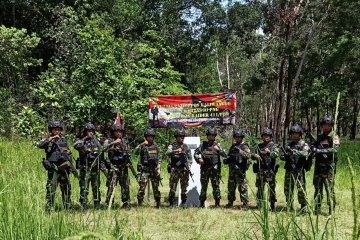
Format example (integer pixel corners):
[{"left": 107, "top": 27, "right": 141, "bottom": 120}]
[
  {"left": 37, "top": 121, "right": 76, "bottom": 212},
  {"left": 194, "top": 128, "right": 226, "bottom": 208},
  {"left": 281, "top": 124, "right": 311, "bottom": 212},
  {"left": 104, "top": 124, "right": 131, "bottom": 208},
  {"left": 224, "top": 129, "right": 251, "bottom": 209},
  {"left": 74, "top": 122, "right": 106, "bottom": 209},
  {"left": 312, "top": 116, "right": 340, "bottom": 215},
  {"left": 136, "top": 128, "right": 162, "bottom": 208},
  {"left": 166, "top": 129, "right": 192, "bottom": 207},
  {"left": 252, "top": 128, "right": 279, "bottom": 211}
]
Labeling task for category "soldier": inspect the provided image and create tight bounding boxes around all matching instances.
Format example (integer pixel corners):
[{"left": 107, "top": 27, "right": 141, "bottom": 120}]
[
  {"left": 136, "top": 128, "right": 162, "bottom": 208},
  {"left": 194, "top": 128, "right": 226, "bottom": 208},
  {"left": 166, "top": 128, "right": 192, "bottom": 207},
  {"left": 74, "top": 122, "right": 106, "bottom": 210},
  {"left": 312, "top": 116, "right": 340, "bottom": 215},
  {"left": 281, "top": 124, "right": 311, "bottom": 212},
  {"left": 252, "top": 128, "right": 279, "bottom": 211},
  {"left": 104, "top": 124, "right": 131, "bottom": 209},
  {"left": 37, "top": 120, "right": 76, "bottom": 212},
  {"left": 224, "top": 129, "right": 251, "bottom": 209}
]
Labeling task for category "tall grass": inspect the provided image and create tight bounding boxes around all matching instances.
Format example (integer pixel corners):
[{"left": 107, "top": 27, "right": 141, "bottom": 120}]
[{"left": 0, "top": 138, "right": 359, "bottom": 239}]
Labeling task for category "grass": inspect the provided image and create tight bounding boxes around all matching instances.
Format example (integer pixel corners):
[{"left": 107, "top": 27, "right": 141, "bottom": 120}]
[{"left": 0, "top": 138, "right": 359, "bottom": 239}]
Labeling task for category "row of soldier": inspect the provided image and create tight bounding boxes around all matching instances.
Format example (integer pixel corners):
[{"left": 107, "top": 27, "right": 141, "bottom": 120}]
[{"left": 36, "top": 115, "right": 339, "bottom": 215}]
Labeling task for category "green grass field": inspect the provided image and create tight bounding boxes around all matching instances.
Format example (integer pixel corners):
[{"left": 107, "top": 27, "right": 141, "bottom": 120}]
[{"left": 0, "top": 139, "right": 359, "bottom": 239}]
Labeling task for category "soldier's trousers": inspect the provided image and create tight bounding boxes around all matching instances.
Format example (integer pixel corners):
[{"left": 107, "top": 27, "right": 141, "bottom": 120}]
[
  {"left": 105, "top": 167, "right": 130, "bottom": 205},
  {"left": 137, "top": 171, "right": 161, "bottom": 202},
  {"left": 313, "top": 172, "right": 335, "bottom": 211},
  {"left": 45, "top": 170, "right": 71, "bottom": 210},
  {"left": 227, "top": 168, "right": 248, "bottom": 204},
  {"left": 200, "top": 167, "right": 221, "bottom": 202},
  {"left": 79, "top": 165, "right": 100, "bottom": 206},
  {"left": 256, "top": 170, "right": 276, "bottom": 205},
  {"left": 168, "top": 167, "right": 189, "bottom": 203},
  {"left": 284, "top": 170, "right": 306, "bottom": 207}
]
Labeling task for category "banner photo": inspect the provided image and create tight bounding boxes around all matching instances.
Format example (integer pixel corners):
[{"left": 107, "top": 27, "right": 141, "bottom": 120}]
[{"left": 149, "top": 92, "right": 236, "bottom": 128}]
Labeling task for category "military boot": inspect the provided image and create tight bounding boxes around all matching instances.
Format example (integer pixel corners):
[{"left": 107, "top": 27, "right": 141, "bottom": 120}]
[
  {"left": 270, "top": 202, "right": 276, "bottom": 212},
  {"left": 138, "top": 199, "right": 143, "bottom": 207},
  {"left": 122, "top": 202, "right": 130, "bottom": 209},
  {"left": 214, "top": 200, "right": 221, "bottom": 208},
  {"left": 94, "top": 201, "right": 101, "bottom": 210},
  {"left": 199, "top": 200, "right": 205, "bottom": 208},
  {"left": 155, "top": 201, "right": 160, "bottom": 209},
  {"left": 225, "top": 201, "right": 233, "bottom": 208},
  {"left": 168, "top": 200, "right": 175, "bottom": 208},
  {"left": 242, "top": 202, "right": 249, "bottom": 210}
]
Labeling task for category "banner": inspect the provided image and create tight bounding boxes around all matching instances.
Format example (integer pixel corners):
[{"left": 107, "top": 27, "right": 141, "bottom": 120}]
[{"left": 149, "top": 92, "right": 236, "bottom": 128}]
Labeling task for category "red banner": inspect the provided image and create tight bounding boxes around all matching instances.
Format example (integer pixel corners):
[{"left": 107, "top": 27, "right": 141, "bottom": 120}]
[{"left": 149, "top": 92, "right": 236, "bottom": 128}]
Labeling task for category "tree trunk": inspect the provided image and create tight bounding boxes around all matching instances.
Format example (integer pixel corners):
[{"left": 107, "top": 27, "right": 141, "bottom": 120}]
[{"left": 350, "top": 96, "right": 359, "bottom": 140}]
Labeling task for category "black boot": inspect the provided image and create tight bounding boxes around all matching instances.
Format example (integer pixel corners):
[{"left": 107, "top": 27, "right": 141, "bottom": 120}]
[
  {"left": 122, "top": 202, "right": 130, "bottom": 209},
  {"left": 225, "top": 201, "right": 233, "bottom": 208},
  {"left": 270, "top": 202, "right": 276, "bottom": 212},
  {"left": 155, "top": 201, "right": 160, "bottom": 208},
  {"left": 94, "top": 201, "right": 101, "bottom": 210},
  {"left": 199, "top": 200, "right": 205, "bottom": 208},
  {"left": 169, "top": 200, "right": 175, "bottom": 208},
  {"left": 214, "top": 200, "right": 221, "bottom": 208},
  {"left": 138, "top": 199, "right": 143, "bottom": 207},
  {"left": 242, "top": 202, "right": 249, "bottom": 210}
]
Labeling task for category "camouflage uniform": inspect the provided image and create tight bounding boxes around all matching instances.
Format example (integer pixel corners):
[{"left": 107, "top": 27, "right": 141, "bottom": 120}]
[
  {"left": 282, "top": 139, "right": 311, "bottom": 210},
  {"left": 74, "top": 131, "right": 104, "bottom": 209},
  {"left": 136, "top": 142, "right": 161, "bottom": 206},
  {"left": 224, "top": 141, "right": 251, "bottom": 207},
  {"left": 312, "top": 128, "right": 340, "bottom": 214},
  {"left": 253, "top": 137, "right": 279, "bottom": 209},
  {"left": 37, "top": 122, "right": 74, "bottom": 211},
  {"left": 166, "top": 141, "right": 192, "bottom": 206},
  {"left": 104, "top": 137, "right": 131, "bottom": 207},
  {"left": 194, "top": 130, "right": 226, "bottom": 207}
]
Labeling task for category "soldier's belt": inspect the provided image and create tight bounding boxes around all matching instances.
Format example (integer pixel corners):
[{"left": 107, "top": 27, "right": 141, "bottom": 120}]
[{"left": 57, "top": 161, "right": 71, "bottom": 171}]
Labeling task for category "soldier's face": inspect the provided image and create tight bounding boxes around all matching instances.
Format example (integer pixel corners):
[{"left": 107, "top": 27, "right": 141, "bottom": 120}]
[
  {"left": 291, "top": 133, "right": 301, "bottom": 141},
  {"left": 322, "top": 123, "right": 332, "bottom": 133},
  {"left": 234, "top": 136, "right": 243, "bottom": 143},
  {"left": 87, "top": 129, "right": 95, "bottom": 137},
  {"left": 146, "top": 135, "right": 154, "bottom": 143},
  {"left": 176, "top": 136, "right": 184, "bottom": 144},
  {"left": 51, "top": 127, "right": 61, "bottom": 136},
  {"left": 114, "top": 130, "right": 122, "bottom": 138},
  {"left": 262, "top": 135, "right": 271, "bottom": 142},
  {"left": 207, "top": 134, "right": 216, "bottom": 141}
]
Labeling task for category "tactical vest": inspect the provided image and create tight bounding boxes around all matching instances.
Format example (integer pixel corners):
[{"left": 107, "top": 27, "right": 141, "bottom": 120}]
[
  {"left": 107, "top": 138, "right": 129, "bottom": 165},
  {"left": 258, "top": 141, "right": 275, "bottom": 170},
  {"left": 315, "top": 134, "right": 337, "bottom": 165},
  {"left": 201, "top": 141, "right": 220, "bottom": 166},
  {"left": 140, "top": 144, "right": 159, "bottom": 167},
  {"left": 170, "top": 143, "right": 189, "bottom": 167},
  {"left": 46, "top": 138, "right": 70, "bottom": 163},
  {"left": 285, "top": 140, "right": 306, "bottom": 171},
  {"left": 80, "top": 138, "right": 101, "bottom": 162},
  {"left": 228, "top": 144, "right": 246, "bottom": 168}
]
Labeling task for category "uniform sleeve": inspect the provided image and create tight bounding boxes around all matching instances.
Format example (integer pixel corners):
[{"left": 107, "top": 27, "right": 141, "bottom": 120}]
[
  {"left": 240, "top": 145, "right": 251, "bottom": 159},
  {"left": 103, "top": 139, "right": 113, "bottom": 150},
  {"left": 294, "top": 142, "right": 311, "bottom": 158},
  {"left": 186, "top": 147, "right": 192, "bottom": 164},
  {"left": 270, "top": 144, "right": 280, "bottom": 158},
  {"left": 74, "top": 139, "right": 84, "bottom": 150},
  {"left": 166, "top": 144, "right": 173, "bottom": 157},
  {"left": 193, "top": 145, "right": 203, "bottom": 163},
  {"left": 36, "top": 138, "right": 49, "bottom": 149},
  {"left": 216, "top": 143, "right": 227, "bottom": 157}
]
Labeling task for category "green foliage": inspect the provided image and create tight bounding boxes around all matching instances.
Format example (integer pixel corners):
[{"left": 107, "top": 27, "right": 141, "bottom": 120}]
[{"left": 12, "top": 106, "right": 45, "bottom": 138}]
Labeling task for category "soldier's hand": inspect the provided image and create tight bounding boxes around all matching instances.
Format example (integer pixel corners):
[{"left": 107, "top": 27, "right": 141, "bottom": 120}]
[
  {"left": 254, "top": 154, "right": 261, "bottom": 161},
  {"left": 156, "top": 169, "right": 161, "bottom": 176},
  {"left": 113, "top": 138, "right": 122, "bottom": 144},
  {"left": 264, "top": 148, "right": 270, "bottom": 154},
  {"left": 140, "top": 140, "right": 149, "bottom": 146},
  {"left": 213, "top": 145, "right": 220, "bottom": 151},
  {"left": 49, "top": 134, "right": 60, "bottom": 141},
  {"left": 199, "top": 158, "right": 204, "bottom": 165},
  {"left": 174, "top": 148, "right": 182, "bottom": 154}
]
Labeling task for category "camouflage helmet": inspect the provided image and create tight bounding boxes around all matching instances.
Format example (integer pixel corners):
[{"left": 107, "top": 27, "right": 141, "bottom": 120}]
[
  {"left": 261, "top": 128, "right": 273, "bottom": 137},
  {"left": 174, "top": 128, "right": 186, "bottom": 137},
  {"left": 289, "top": 124, "right": 303, "bottom": 135},
  {"left": 206, "top": 128, "right": 217, "bottom": 136},
  {"left": 48, "top": 120, "right": 62, "bottom": 131},
  {"left": 144, "top": 128, "right": 156, "bottom": 137},
  {"left": 111, "top": 124, "right": 124, "bottom": 132},
  {"left": 320, "top": 115, "right": 334, "bottom": 126},
  {"left": 233, "top": 129, "right": 245, "bottom": 138},
  {"left": 84, "top": 122, "right": 95, "bottom": 132}
]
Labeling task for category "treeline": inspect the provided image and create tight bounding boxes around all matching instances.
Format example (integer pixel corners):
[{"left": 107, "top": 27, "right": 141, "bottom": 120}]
[{"left": 0, "top": 0, "right": 359, "bottom": 140}]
